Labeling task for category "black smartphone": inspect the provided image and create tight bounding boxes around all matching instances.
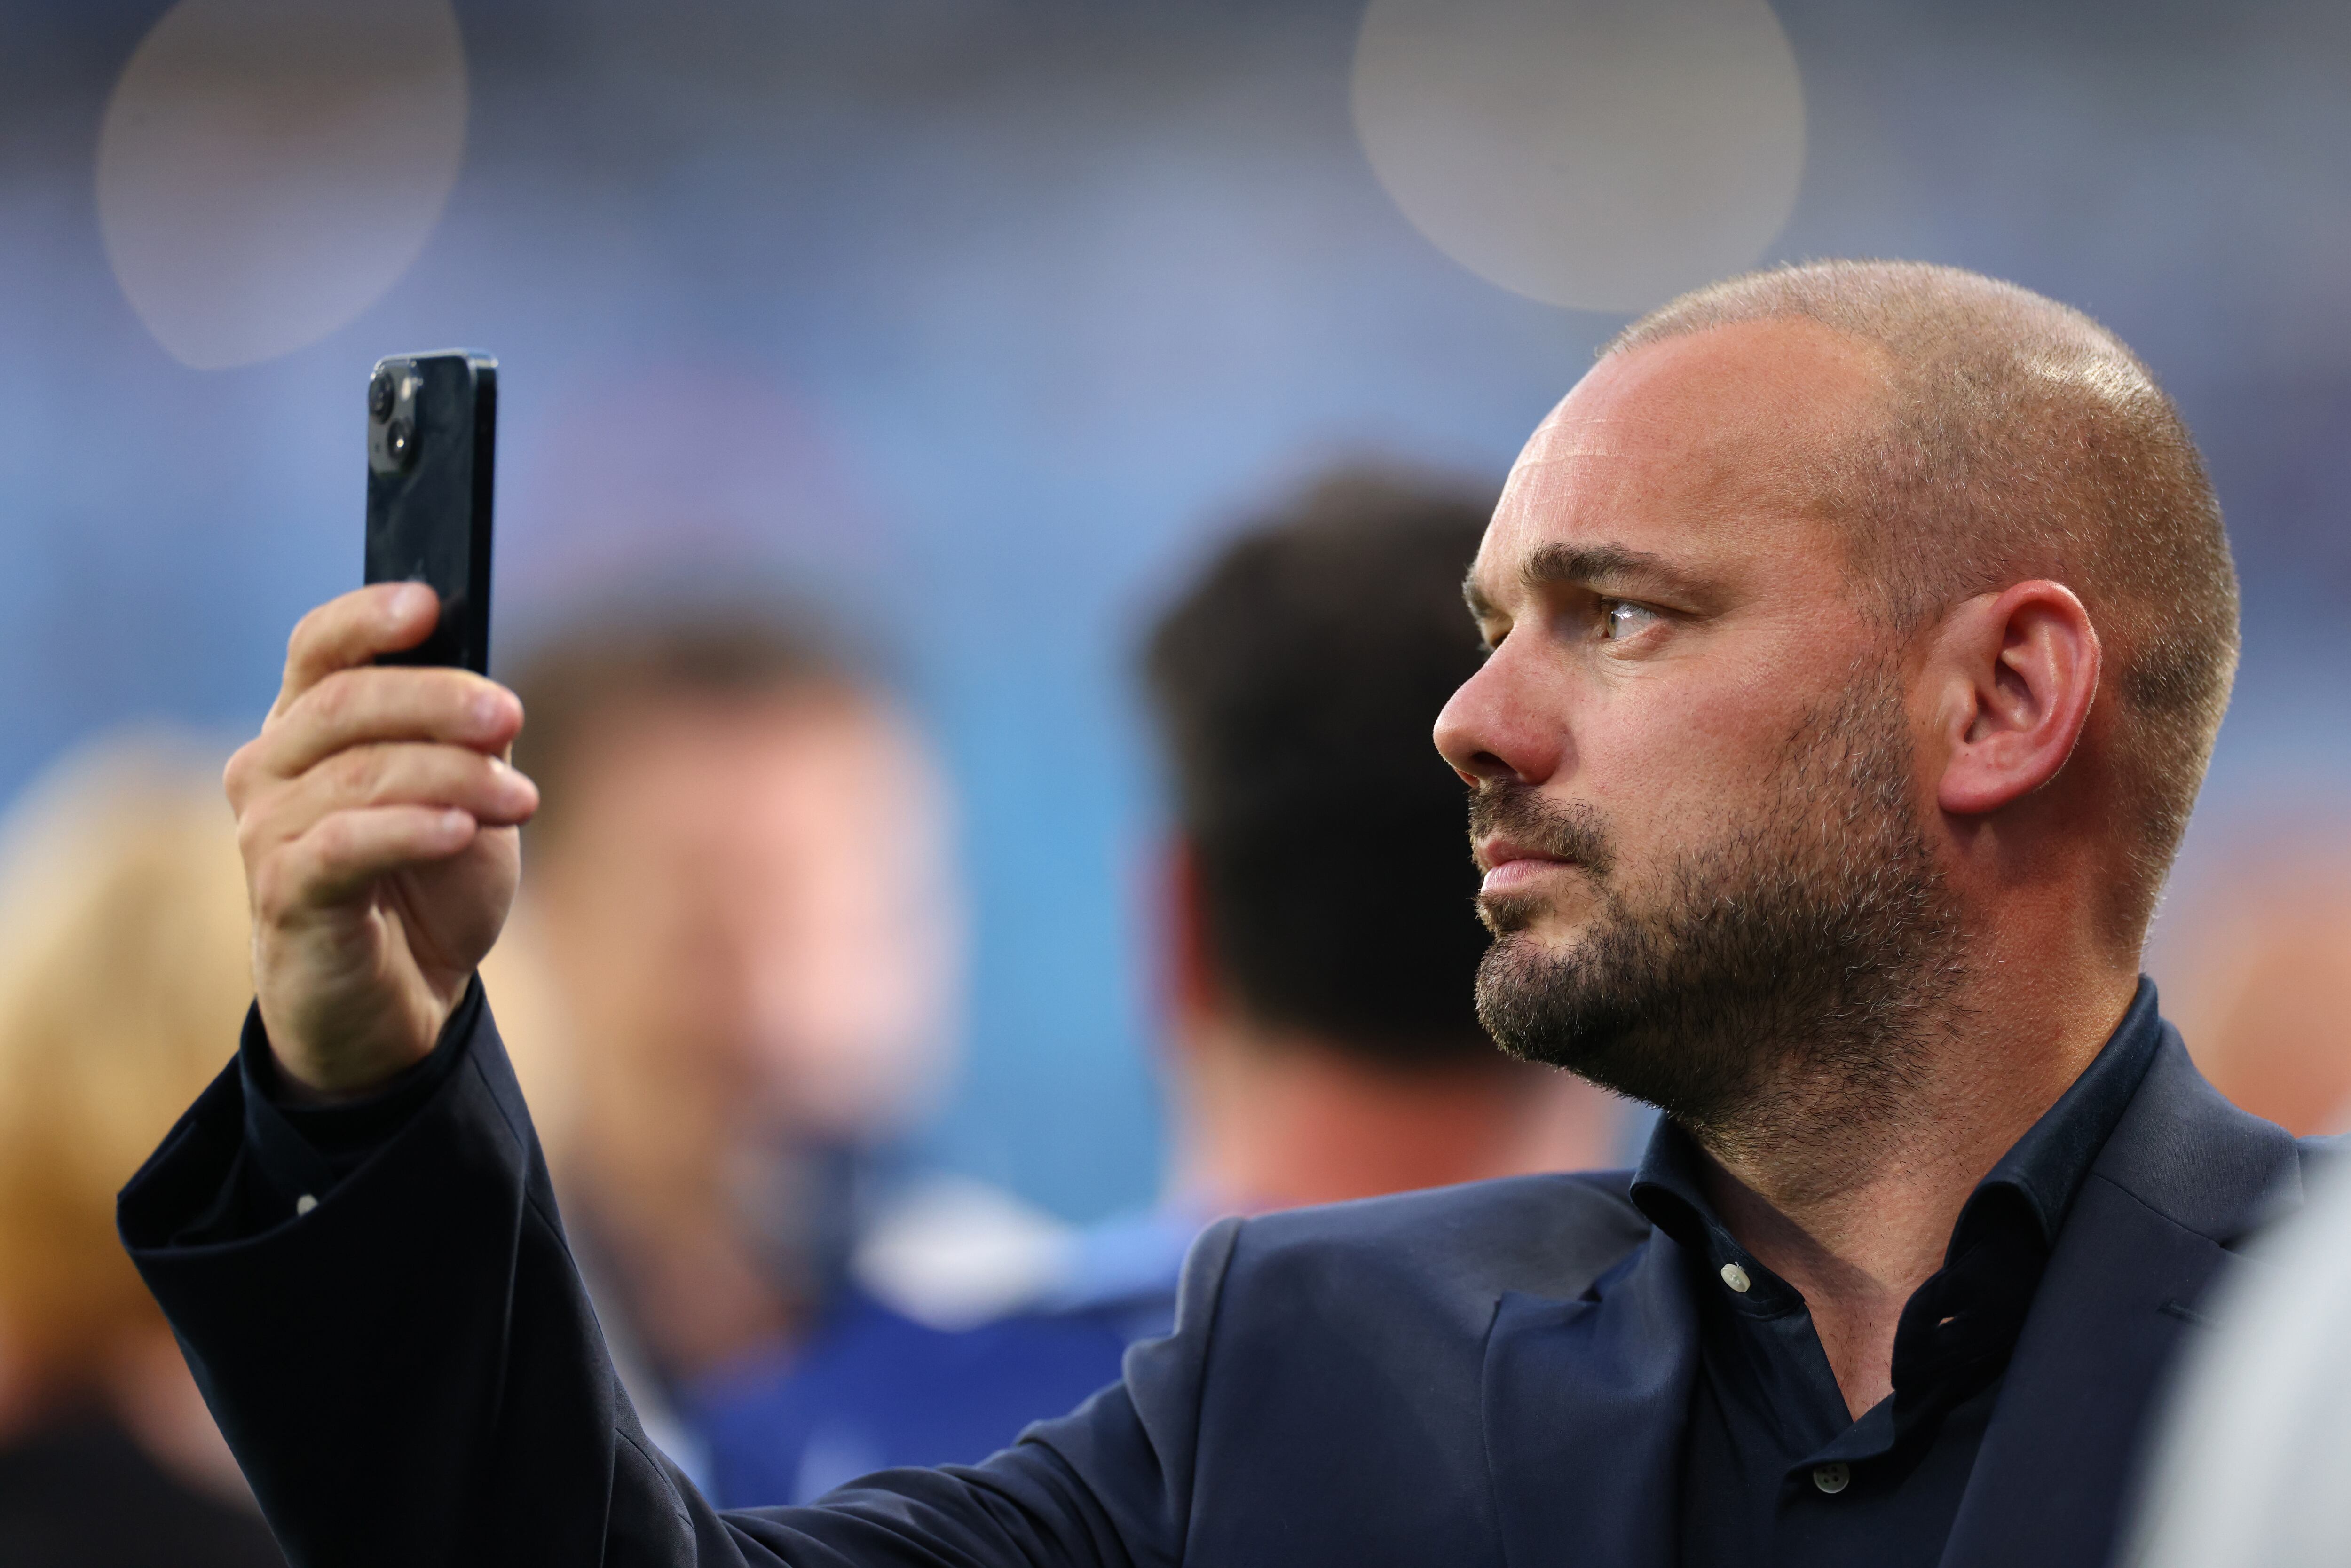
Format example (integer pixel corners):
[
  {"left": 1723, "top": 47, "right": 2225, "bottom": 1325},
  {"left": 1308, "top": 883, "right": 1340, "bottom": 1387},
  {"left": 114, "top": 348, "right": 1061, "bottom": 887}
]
[{"left": 365, "top": 350, "right": 497, "bottom": 673}]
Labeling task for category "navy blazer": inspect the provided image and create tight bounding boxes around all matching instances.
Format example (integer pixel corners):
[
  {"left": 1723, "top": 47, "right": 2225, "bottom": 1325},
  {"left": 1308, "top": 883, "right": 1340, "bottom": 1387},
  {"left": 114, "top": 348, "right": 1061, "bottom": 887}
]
[{"left": 119, "top": 999, "right": 2322, "bottom": 1568}]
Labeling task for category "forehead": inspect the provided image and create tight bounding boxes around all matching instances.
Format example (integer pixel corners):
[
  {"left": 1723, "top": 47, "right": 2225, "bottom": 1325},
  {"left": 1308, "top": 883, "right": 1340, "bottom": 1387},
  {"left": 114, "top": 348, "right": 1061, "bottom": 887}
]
[
  {"left": 555, "top": 687, "right": 918, "bottom": 821},
  {"left": 1476, "top": 317, "right": 1890, "bottom": 596}
]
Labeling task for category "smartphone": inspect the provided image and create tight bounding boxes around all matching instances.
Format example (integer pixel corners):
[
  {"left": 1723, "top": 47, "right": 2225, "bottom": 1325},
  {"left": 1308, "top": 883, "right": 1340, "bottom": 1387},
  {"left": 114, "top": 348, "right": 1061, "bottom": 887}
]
[{"left": 365, "top": 350, "right": 497, "bottom": 673}]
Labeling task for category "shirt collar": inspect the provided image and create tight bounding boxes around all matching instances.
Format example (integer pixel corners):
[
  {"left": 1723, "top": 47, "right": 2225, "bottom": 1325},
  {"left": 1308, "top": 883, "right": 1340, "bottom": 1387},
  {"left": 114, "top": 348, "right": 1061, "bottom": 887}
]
[
  {"left": 1969, "top": 976, "right": 2164, "bottom": 1247},
  {"left": 1629, "top": 977, "right": 2167, "bottom": 1261}
]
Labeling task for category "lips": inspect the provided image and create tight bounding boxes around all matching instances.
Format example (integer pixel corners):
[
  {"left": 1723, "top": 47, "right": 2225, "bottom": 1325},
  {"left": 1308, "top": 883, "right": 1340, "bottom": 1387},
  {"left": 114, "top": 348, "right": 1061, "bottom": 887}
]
[
  {"left": 1474, "top": 835, "right": 1570, "bottom": 874},
  {"left": 1475, "top": 836, "right": 1579, "bottom": 895},
  {"left": 1467, "top": 782, "right": 1616, "bottom": 884}
]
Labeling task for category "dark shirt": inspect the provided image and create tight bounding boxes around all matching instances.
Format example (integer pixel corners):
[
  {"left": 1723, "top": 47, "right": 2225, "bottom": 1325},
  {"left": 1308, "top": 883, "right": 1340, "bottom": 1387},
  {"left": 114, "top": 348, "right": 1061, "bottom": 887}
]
[{"left": 1633, "top": 986, "right": 2165, "bottom": 1568}]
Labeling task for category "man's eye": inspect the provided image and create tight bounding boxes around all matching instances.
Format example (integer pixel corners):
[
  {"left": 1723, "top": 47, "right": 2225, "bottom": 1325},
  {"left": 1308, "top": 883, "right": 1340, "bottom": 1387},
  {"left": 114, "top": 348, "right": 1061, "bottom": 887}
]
[{"left": 1601, "top": 600, "right": 1659, "bottom": 639}]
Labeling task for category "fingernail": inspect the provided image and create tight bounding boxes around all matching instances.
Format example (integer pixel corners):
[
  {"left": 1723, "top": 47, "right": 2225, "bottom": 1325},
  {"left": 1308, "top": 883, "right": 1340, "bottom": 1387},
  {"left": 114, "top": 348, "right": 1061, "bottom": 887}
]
[{"left": 391, "top": 582, "right": 433, "bottom": 620}]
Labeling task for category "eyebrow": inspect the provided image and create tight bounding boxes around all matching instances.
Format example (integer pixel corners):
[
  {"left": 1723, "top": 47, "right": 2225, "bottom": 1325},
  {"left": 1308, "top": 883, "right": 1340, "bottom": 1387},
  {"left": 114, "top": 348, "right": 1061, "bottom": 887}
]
[{"left": 1462, "top": 542, "right": 1707, "bottom": 620}]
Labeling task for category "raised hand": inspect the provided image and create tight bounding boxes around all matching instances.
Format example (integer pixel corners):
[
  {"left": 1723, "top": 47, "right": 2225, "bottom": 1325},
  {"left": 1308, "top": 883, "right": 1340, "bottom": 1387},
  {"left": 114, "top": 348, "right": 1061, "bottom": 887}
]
[{"left": 226, "top": 583, "right": 538, "bottom": 1100}]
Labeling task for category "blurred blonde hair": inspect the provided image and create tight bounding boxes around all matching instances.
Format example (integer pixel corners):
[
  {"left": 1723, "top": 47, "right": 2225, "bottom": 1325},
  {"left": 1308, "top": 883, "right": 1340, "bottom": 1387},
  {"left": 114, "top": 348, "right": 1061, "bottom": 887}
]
[{"left": 0, "top": 732, "right": 252, "bottom": 1407}]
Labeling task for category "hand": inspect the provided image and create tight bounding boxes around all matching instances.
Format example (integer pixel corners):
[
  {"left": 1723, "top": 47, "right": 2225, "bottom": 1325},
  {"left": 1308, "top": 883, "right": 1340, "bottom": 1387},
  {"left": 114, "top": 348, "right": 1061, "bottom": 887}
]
[{"left": 227, "top": 584, "right": 538, "bottom": 1100}]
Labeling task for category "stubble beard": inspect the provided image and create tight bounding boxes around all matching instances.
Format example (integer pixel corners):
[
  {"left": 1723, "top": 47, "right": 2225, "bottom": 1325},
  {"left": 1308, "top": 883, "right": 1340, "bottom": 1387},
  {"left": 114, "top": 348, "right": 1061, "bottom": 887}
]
[{"left": 1473, "top": 663, "right": 1968, "bottom": 1178}]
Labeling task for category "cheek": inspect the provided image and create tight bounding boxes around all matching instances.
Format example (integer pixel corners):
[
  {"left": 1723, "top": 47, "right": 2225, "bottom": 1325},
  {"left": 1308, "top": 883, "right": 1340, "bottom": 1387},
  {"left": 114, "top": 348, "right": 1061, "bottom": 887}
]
[
  {"left": 736, "top": 769, "right": 961, "bottom": 1135},
  {"left": 1573, "top": 679, "right": 1795, "bottom": 853}
]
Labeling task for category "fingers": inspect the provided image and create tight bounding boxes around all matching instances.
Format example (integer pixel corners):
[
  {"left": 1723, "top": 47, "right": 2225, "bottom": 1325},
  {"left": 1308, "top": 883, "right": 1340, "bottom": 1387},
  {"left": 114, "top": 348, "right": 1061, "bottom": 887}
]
[
  {"left": 237, "top": 591, "right": 528, "bottom": 1095},
  {"left": 263, "top": 804, "right": 484, "bottom": 911},
  {"left": 274, "top": 583, "right": 445, "bottom": 718},
  {"left": 244, "top": 742, "right": 538, "bottom": 864},
  {"left": 242, "top": 666, "right": 521, "bottom": 794}
]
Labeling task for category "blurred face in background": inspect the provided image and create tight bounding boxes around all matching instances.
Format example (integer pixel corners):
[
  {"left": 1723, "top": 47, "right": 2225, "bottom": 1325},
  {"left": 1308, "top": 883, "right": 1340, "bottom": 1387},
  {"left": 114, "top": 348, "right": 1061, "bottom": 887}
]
[{"left": 529, "top": 685, "right": 961, "bottom": 1206}]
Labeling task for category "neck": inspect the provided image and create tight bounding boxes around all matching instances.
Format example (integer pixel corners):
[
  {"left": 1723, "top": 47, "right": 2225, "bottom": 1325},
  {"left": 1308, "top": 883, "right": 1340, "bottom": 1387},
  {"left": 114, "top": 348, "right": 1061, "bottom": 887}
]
[
  {"left": 567, "top": 1098, "right": 808, "bottom": 1379},
  {"left": 1695, "top": 957, "right": 2138, "bottom": 1417},
  {"left": 1168, "top": 1012, "right": 1618, "bottom": 1214}
]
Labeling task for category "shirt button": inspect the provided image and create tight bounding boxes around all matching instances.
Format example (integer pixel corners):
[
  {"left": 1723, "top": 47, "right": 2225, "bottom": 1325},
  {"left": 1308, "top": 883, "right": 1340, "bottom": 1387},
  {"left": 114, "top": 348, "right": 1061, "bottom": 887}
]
[
  {"left": 1812, "top": 1462, "right": 1851, "bottom": 1494},
  {"left": 295, "top": 1193, "right": 318, "bottom": 1216},
  {"left": 1719, "top": 1262, "right": 1751, "bottom": 1293}
]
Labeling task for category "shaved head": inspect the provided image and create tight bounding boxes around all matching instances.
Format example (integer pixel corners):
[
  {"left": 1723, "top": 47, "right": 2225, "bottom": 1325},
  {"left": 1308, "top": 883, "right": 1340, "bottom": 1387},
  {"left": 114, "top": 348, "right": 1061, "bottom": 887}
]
[{"left": 1605, "top": 260, "right": 2238, "bottom": 939}]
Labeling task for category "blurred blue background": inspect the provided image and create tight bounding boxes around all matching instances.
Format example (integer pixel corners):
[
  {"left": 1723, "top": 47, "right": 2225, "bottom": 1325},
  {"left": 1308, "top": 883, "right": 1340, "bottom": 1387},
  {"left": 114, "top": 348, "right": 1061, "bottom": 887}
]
[{"left": 4, "top": 0, "right": 2349, "bottom": 1220}]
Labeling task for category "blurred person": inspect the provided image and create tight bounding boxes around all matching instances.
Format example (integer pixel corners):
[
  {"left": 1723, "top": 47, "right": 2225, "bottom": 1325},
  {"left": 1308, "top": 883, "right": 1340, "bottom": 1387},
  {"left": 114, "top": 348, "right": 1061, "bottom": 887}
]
[
  {"left": 0, "top": 736, "right": 281, "bottom": 1567},
  {"left": 125, "top": 260, "right": 2329, "bottom": 1567},
  {"left": 495, "top": 608, "right": 964, "bottom": 1479},
  {"left": 694, "top": 473, "right": 1618, "bottom": 1506},
  {"left": 2123, "top": 1152, "right": 2351, "bottom": 1567},
  {"left": 2148, "top": 829, "right": 2351, "bottom": 1134},
  {"left": 1143, "top": 474, "right": 1618, "bottom": 1216}
]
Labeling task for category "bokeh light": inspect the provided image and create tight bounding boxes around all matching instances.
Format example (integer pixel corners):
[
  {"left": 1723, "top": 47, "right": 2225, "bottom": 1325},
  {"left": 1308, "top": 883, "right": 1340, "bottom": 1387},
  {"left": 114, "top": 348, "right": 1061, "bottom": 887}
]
[
  {"left": 95, "top": 0, "right": 468, "bottom": 370},
  {"left": 1351, "top": 0, "right": 1807, "bottom": 314}
]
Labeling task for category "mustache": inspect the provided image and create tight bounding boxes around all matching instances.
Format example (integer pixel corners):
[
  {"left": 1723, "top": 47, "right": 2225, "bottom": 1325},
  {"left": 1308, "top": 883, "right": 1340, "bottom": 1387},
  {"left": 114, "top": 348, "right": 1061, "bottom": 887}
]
[{"left": 1468, "top": 783, "right": 1616, "bottom": 880}]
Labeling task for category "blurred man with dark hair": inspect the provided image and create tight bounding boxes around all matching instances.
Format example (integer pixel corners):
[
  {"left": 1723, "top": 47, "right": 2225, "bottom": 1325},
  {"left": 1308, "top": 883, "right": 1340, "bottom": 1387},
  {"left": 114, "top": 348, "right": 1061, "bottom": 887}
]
[
  {"left": 695, "top": 473, "right": 1613, "bottom": 1506},
  {"left": 1141, "top": 474, "right": 1614, "bottom": 1216}
]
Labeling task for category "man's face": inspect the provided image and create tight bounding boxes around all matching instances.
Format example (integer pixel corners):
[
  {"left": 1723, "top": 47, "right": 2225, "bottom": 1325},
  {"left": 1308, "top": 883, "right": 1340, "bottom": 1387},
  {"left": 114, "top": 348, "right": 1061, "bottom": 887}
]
[
  {"left": 1436, "top": 319, "right": 1962, "bottom": 1137},
  {"left": 536, "top": 688, "right": 960, "bottom": 1160}
]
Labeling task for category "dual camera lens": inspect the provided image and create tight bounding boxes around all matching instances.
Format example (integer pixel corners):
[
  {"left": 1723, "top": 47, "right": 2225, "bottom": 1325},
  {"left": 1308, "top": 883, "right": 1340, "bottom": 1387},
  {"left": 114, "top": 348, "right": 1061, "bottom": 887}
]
[{"left": 371, "top": 366, "right": 413, "bottom": 468}]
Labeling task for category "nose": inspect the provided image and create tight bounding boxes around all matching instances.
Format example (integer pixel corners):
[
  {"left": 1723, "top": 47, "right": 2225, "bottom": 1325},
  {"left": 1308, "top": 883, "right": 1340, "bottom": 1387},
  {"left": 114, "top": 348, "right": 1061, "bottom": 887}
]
[{"left": 1434, "top": 642, "right": 1563, "bottom": 788}]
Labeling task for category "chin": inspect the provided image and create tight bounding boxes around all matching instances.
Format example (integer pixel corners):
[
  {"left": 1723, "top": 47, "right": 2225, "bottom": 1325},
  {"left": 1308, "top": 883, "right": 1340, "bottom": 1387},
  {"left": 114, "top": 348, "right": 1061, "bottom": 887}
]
[{"left": 1475, "top": 892, "right": 1590, "bottom": 949}]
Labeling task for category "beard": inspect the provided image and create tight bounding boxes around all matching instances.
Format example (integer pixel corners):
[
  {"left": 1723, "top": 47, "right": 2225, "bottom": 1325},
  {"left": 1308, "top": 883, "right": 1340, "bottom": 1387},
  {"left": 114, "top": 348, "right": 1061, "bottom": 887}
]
[{"left": 1473, "top": 662, "right": 1965, "bottom": 1162}]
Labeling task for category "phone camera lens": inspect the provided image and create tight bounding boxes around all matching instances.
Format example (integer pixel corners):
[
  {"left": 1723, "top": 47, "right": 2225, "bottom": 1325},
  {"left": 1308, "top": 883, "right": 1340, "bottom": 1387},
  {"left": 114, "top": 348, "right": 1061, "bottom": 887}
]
[
  {"left": 385, "top": 418, "right": 414, "bottom": 465},
  {"left": 369, "top": 369, "right": 395, "bottom": 420}
]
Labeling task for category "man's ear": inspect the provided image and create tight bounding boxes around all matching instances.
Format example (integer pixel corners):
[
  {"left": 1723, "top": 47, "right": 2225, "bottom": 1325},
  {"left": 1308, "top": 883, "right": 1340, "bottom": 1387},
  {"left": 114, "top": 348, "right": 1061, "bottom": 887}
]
[{"left": 1932, "top": 580, "right": 2102, "bottom": 818}]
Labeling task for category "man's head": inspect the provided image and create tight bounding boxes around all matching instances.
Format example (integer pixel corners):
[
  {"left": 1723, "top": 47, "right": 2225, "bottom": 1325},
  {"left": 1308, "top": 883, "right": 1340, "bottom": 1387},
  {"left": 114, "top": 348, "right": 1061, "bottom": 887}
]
[
  {"left": 1144, "top": 472, "right": 1498, "bottom": 1067},
  {"left": 510, "top": 610, "right": 958, "bottom": 1153},
  {"left": 1437, "top": 261, "right": 2235, "bottom": 1159}
]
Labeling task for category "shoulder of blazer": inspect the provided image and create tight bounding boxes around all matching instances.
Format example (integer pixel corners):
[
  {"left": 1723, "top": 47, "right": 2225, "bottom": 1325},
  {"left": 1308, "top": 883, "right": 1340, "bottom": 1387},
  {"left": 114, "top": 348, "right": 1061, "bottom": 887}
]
[
  {"left": 2089, "top": 1023, "right": 2308, "bottom": 1246},
  {"left": 1219, "top": 1170, "right": 1654, "bottom": 1311}
]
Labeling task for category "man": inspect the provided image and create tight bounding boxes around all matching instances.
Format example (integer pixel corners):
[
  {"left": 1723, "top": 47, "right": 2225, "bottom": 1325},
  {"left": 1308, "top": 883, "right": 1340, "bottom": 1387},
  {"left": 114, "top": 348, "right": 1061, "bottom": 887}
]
[
  {"left": 1138, "top": 474, "right": 1616, "bottom": 1216},
  {"left": 122, "top": 260, "right": 2313, "bottom": 1567},
  {"left": 696, "top": 475, "right": 1617, "bottom": 1507},
  {"left": 485, "top": 609, "right": 964, "bottom": 1486}
]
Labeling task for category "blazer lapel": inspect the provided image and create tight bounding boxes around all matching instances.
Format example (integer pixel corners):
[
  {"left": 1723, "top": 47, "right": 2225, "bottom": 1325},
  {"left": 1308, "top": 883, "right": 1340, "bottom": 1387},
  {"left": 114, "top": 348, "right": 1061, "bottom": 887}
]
[
  {"left": 1483, "top": 1232, "right": 1697, "bottom": 1568},
  {"left": 1939, "top": 1030, "right": 2303, "bottom": 1568}
]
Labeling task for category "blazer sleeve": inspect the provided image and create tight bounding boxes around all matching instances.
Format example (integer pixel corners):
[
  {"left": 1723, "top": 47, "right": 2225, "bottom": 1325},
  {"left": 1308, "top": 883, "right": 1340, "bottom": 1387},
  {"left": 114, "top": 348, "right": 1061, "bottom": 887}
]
[{"left": 117, "top": 993, "right": 1241, "bottom": 1568}]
